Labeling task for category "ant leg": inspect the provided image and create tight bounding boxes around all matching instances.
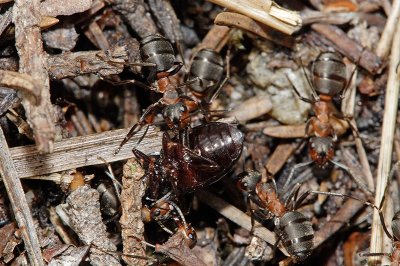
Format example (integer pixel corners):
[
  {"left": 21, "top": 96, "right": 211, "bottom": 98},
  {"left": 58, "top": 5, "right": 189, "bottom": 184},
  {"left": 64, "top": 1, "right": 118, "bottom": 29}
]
[
  {"left": 304, "top": 117, "right": 314, "bottom": 138},
  {"left": 340, "top": 47, "right": 366, "bottom": 99},
  {"left": 246, "top": 197, "right": 257, "bottom": 235},
  {"left": 210, "top": 48, "right": 231, "bottom": 103},
  {"left": 283, "top": 161, "right": 314, "bottom": 192},
  {"left": 331, "top": 112, "right": 361, "bottom": 139},
  {"left": 167, "top": 61, "right": 184, "bottom": 76},
  {"left": 284, "top": 183, "right": 302, "bottom": 210},
  {"left": 272, "top": 235, "right": 283, "bottom": 260},
  {"left": 114, "top": 101, "right": 163, "bottom": 155},
  {"left": 176, "top": 41, "right": 187, "bottom": 70},
  {"left": 286, "top": 74, "right": 316, "bottom": 104},
  {"left": 359, "top": 252, "right": 391, "bottom": 260},
  {"left": 97, "top": 73, "right": 154, "bottom": 91},
  {"left": 156, "top": 221, "right": 174, "bottom": 235},
  {"left": 294, "top": 190, "right": 393, "bottom": 240},
  {"left": 329, "top": 159, "right": 373, "bottom": 196}
]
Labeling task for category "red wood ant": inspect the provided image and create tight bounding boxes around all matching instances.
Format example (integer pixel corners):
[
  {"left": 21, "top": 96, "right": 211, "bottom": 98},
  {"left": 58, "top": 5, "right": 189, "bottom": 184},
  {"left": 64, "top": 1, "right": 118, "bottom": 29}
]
[
  {"left": 141, "top": 192, "right": 197, "bottom": 248},
  {"left": 134, "top": 122, "right": 244, "bottom": 196},
  {"left": 114, "top": 34, "right": 200, "bottom": 154},
  {"left": 237, "top": 170, "right": 384, "bottom": 262},
  {"left": 285, "top": 52, "right": 371, "bottom": 195},
  {"left": 237, "top": 170, "right": 314, "bottom": 261}
]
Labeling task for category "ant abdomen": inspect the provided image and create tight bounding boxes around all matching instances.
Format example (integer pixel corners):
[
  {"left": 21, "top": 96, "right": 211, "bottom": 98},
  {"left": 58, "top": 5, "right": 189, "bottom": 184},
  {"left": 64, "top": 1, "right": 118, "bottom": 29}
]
[
  {"left": 312, "top": 52, "right": 347, "bottom": 97},
  {"left": 140, "top": 34, "right": 176, "bottom": 73},
  {"left": 392, "top": 211, "right": 400, "bottom": 241},
  {"left": 276, "top": 211, "right": 314, "bottom": 261},
  {"left": 188, "top": 48, "right": 224, "bottom": 96},
  {"left": 189, "top": 122, "right": 244, "bottom": 165}
]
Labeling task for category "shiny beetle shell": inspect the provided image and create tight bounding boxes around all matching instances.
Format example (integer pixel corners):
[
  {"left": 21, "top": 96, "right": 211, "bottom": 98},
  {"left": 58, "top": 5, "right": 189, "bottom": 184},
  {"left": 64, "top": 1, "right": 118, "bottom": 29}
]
[
  {"left": 140, "top": 34, "right": 175, "bottom": 73},
  {"left": 311, "top": 52, "right": 347, "bottom": 96},
  {"left": 188, "top": 49, "right": 224, "bottom": 95},
  {"left": 276, "top": 211, "right": 314, "bottom": 261}
]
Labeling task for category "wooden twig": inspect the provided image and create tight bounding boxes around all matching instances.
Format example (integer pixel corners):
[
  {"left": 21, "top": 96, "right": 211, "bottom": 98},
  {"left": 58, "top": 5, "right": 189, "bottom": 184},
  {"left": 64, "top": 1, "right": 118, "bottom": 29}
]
[
  {"left": 301, "top": 9, "right": 356, "bottom": 25},
  {"left": 369, "top": 16, "right": 400, "bottom": 265},
  {"left": 214, "top": 12, "right": 295, "bottom": 49},
  {"left": 0, "top": 126, "right": 44, "bottom": 266},
  {"left": 13, "top": 0, "right": 56, "bottom": 153},
  {"left": 110, "top": 0, "right": 158, "bottom": 38},
  {"left": 375, "top": 0, "right": 400, "bottom": 59},
  {"left": 265, "top": 143, "right": 296, "bottom": 175},
  {"left": 120, "top": 159, "right": 147, "bottom": 266},
  {"left": 10, "top": 127, "right": 162, "bottom": 179},
  {"left": 341, "top": 60, "right": 374, "bottom": 191},
  {"left": 314, "top": 198, "right": 365, "bottom": 247},
  {"left": 196, "top": 190, "right": 289, "bottom": 256},
  {"left": 0, "top": 7, "right": 12, "bottom": 36},
  {"left": 227, "top": 95, "right": 272, "bottom": 122},
  {"left": 0, "top": 70, "right": 41, "bottom": 104},
  {"left": 48, "top": 46, "right": 128, "bottom": 79},
  {"left": 206, "top": 0, "right": 302, "bottom": 35},
  {"left": 311, "top": 23, "right": 383, "bottom": 75},
  {"left": 195, "top": 25, "right": 231, "bottom": 53}
]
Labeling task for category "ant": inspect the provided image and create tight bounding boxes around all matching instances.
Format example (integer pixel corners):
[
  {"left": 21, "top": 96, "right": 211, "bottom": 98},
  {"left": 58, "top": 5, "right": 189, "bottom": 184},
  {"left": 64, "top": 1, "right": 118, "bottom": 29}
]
[
  {"left": 113, "top": 34, "right": 200, "bottom": 154},
  {"left": 237, "top": 170, "right": 382, "bottom": 262},
  {"left": 285, "top": 51, "right": 372, "bottom": 195},
  {"left": 237, "top": 170, "right": 314, "bottom": 261},
  {"left": 141, "top": 192, "right": 197, "bottom": 248}
]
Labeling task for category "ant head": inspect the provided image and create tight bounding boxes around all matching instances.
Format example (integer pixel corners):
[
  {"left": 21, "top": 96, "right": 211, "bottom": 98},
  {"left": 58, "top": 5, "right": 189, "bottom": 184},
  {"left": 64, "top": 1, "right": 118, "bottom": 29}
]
[
  {"left": 312, "top": 51, "right": 347, "bottom": 97},
  {"left": 181, "top": 224, "right": 197, "bottom": 248},
  {"left": 140, "top": 34, "right": 176, "bottom": 73},
  {"left": 236, "top": 170, "right": 262, "bottom": 193},
  {"left": 162, "top": 102, "right": 189, "bottom": 129},
  {"left": 141, "top": 206, "right": 152, "bottom": 223},
  {"left": 309, "top": 137, "right": 335, "bottom": 168},
  {"left": 392, "top": 211, "right": 400, "bottom": 241},
  {"left": 150, "top": 201, "right": 173, "bottom": 222}
]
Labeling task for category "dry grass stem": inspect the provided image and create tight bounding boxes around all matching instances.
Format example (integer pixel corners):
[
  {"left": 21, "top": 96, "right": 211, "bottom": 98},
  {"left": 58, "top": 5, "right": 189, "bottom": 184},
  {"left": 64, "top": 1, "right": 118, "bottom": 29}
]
[
  {"left": 369, "top": 16, "right": 400, "bottom": 265},
  {"left": 0, "top": 126, "right": 45, "bottom": 266},
  {"left": 206, "top": 0, "right": 301, "bottom": 35},
  {"left": 214, "top": 12, "right": 295, "bottom": 48},
  {"left": 341, "top": 61, "right": 374, "bottom": 191},
  {"left": 375, "top": 0, "right": 400, "bottom": 59},
  {"left": 11, "top": 127, "right": 161, "bottom": 179}
]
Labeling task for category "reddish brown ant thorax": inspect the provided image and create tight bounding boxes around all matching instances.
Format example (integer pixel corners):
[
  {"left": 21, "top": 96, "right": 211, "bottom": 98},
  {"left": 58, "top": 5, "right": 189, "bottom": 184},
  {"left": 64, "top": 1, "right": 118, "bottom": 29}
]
[
  {"left": 157, "top": 77, "right": 176, "bottom": 94},
  {"left": 255, "top": 182, "right": 286, "bottom": 217}
]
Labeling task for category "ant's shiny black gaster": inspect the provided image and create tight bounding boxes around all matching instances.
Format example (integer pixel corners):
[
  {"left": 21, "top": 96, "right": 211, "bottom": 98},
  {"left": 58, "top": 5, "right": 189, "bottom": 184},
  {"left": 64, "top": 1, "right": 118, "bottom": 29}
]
[
  {"left": 311, "top": 52, "right": 347, "bottom": 96},
  {"left": 140, "top": 34, "right": 175, "bottom": 73},
  {"left": 188, "top": 49, "right": 224, "bottom": 97}
]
